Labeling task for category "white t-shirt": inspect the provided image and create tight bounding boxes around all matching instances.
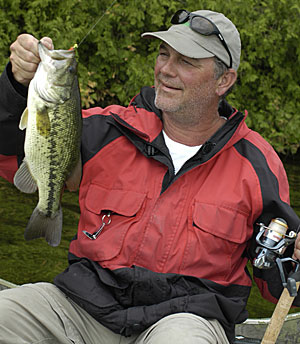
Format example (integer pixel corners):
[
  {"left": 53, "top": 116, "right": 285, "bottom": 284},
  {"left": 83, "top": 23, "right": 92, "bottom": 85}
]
[{"left": 163, "top": 131, "right": 202, "bottom": 174}]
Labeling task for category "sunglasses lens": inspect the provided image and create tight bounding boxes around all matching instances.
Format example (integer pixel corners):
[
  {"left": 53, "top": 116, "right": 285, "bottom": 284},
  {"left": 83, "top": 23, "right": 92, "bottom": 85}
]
[
  {"left": 191, "top": 16, "right": 216, "bottom": 35},
  {"left": 171, "top": 10, "right": 189, "bottom": 24}
]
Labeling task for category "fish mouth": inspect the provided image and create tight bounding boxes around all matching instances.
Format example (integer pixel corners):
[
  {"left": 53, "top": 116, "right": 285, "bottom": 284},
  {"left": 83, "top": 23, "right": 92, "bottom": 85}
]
[
  {"left": 50, "top": 50, "right": 75, "bottom": 60},
  {"left": 38, "top": 42, "right": 75, "bottom": 59}
]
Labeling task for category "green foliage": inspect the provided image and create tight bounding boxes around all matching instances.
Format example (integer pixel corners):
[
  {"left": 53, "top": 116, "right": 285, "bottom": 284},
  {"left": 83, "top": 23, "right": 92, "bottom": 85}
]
[
  {"left": 0, "top": 177, "right": 79, "bottom": 284},
  {"left": 0, "top": 0, "right": 300, "bottom": 153}
]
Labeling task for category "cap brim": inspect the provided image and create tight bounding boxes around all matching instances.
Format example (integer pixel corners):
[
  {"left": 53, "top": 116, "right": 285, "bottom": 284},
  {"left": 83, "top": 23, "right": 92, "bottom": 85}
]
[{"left": 141, "top": 30, "right": 214, "bottom": 59}]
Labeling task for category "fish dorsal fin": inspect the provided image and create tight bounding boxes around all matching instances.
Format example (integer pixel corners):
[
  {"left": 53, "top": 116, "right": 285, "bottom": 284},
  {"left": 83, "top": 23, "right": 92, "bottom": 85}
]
[
  {"left": 19, "top": 108, "right": 28, "bottom": 130},
  {"left": 13, "top": 159, "right": 38, "bottom": 194}
]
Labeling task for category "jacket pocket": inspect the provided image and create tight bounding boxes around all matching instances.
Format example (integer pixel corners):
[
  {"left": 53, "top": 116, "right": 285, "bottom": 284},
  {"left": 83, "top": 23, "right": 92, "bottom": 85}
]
[
  {"left": 82, "top": 183, "right": 146, "bottom": 261},
  {"left": 193, "top": 202, "right": 249, "bottom": 244},
  {"left": 181, "top": 202, "right": 249, "bottom": 281}
]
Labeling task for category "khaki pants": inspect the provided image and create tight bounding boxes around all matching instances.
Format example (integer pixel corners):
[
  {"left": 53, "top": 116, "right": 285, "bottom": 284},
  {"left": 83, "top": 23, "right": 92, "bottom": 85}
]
[{"left": 0, "top": 283, "right": 230, "bottom": 344}]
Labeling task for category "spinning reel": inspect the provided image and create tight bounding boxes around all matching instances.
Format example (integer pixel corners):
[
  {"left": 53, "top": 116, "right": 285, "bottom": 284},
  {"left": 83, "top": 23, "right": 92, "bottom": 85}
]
[{"left": 253, "top": 218, "right": 300, "bottom": 297}]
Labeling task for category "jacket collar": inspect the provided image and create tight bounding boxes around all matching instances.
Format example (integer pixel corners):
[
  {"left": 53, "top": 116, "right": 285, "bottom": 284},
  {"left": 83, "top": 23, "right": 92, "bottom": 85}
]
[{"left": 111, "top": 87, "right": 249, "bottom": 158}]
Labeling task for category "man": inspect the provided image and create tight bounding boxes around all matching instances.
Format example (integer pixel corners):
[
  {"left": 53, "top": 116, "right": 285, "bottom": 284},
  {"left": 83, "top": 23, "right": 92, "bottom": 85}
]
[{"left": 0, "top": 9, "right": 300, "bottom": 344}]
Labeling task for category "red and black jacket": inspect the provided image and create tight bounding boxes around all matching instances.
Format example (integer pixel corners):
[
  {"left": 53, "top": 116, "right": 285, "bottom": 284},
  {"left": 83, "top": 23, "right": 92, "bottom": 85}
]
[{"left": 1, "top": 63, "right": 300, "bottom": 343}]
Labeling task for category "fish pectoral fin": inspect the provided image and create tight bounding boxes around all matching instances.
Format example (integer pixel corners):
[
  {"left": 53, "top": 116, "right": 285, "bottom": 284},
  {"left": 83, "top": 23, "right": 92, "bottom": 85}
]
[
  {"left": 19, "top": 108, "right": 29, "bottom": 130},
  {"left": 65, "top": 154, "right": 82, "bottom": 192},
  {"left": 13, "top": 159, "right": 38, "bottom": 193},
  {"left": 36, "top": 107, "right": 51, "bottom": 136}
]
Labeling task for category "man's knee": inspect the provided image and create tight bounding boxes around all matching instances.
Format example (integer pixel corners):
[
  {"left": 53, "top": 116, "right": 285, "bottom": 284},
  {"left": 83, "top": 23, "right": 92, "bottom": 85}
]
[
  {"left": 138, "top": 313, "right": 229, "bottom": 344},
  {"left": 0, "top": 283, "right": 68, "bottom": 343},
  {"left": 0, "top": 285, "right": 42, "bottom": 325},
  {"left": 0, "top": 287, "right": 34, "bottom": 341},
  {"left": 0, "top": 287, "right": 26, "bottom": 321}
]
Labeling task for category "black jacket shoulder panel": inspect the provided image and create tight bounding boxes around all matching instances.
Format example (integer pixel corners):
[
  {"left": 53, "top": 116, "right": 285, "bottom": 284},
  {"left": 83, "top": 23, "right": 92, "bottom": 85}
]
[{"left": 81, "top": 114, "right": 123, "bottom": 165}]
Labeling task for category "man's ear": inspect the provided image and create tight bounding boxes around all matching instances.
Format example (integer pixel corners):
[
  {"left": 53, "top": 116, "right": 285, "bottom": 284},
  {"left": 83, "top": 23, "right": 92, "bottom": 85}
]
[{"left": 216, "top": 69, "right": 237, "bottom": 97}]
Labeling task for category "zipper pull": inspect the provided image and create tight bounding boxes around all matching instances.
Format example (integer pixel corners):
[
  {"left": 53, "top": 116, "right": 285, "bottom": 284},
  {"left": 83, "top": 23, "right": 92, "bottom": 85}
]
[{"left": 83, "top": 212, "right": 111, "bottom": 240}]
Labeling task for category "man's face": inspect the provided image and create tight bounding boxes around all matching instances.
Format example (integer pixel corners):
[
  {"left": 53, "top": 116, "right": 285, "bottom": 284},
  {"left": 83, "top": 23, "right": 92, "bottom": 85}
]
[{"left": 154, "top": 43, "right": 219, "bottom": 124}]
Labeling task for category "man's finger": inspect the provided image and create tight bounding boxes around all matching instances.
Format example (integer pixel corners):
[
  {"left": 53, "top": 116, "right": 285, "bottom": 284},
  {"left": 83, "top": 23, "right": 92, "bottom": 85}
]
[{"left": 40, "top": 37, "right": 54, "bottom": 50}]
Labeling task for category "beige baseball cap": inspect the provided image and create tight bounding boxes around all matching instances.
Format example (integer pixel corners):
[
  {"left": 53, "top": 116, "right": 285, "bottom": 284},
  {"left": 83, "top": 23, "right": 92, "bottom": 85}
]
[{"left": 142, "top": 10, "right": 241, "bottom": 71}]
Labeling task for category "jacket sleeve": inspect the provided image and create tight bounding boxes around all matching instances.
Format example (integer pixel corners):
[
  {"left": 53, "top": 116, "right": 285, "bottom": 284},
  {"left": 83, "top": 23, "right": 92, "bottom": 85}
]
[
  {"left": 246, "top": 139, "right": 300, "bottom": 306},
  {"left": 0, "top": 63, "right": 27, "bottom": 182}
]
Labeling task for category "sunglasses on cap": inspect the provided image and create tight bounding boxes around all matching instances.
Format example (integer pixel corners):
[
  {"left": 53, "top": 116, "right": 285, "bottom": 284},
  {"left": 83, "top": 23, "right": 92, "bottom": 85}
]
[{"left": 171, "top": 9, "right": 233, "bottom": 69}]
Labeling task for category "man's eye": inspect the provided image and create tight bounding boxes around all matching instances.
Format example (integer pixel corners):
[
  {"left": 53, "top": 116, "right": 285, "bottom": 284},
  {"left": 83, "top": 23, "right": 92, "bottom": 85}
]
[{"left": 182, "top": 59, "right": 192, "bottom": 66}]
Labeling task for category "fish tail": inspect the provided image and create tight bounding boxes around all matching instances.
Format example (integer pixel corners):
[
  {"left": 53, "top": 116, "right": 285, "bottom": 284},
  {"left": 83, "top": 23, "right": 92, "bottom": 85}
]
[{"left": 24, "top": 206, "right": 62, "bottom": 247}]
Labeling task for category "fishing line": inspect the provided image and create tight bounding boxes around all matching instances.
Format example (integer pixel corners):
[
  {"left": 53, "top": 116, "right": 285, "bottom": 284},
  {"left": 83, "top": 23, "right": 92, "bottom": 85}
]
[{"left": 74, "top": 0, "right": 118, "bottom": 49}]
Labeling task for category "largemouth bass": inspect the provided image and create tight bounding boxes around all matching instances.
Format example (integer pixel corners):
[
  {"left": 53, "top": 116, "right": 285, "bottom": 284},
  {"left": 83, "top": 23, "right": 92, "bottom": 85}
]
[{"left": 13, "top": 42, "right": 82, "bottom": 246}]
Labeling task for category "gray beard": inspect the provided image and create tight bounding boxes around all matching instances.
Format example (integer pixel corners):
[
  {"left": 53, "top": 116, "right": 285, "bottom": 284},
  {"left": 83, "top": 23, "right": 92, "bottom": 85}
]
[{"left": 154, "top": 91, "right": 213, "bottom": 127}]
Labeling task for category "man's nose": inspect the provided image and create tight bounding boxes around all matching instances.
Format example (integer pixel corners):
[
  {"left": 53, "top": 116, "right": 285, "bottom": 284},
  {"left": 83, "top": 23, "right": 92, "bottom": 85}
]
[{"left": 160, "top": 58, "right": 177, "bottom": 77}]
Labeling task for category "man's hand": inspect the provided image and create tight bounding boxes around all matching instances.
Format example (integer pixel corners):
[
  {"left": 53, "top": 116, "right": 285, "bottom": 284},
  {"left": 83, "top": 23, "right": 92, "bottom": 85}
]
[
  {"left": 9, "top": 34, "right": 54, "bottom": 86},
  {"left": 292, "top": 232, "right": 300, "bottom": 261}
]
